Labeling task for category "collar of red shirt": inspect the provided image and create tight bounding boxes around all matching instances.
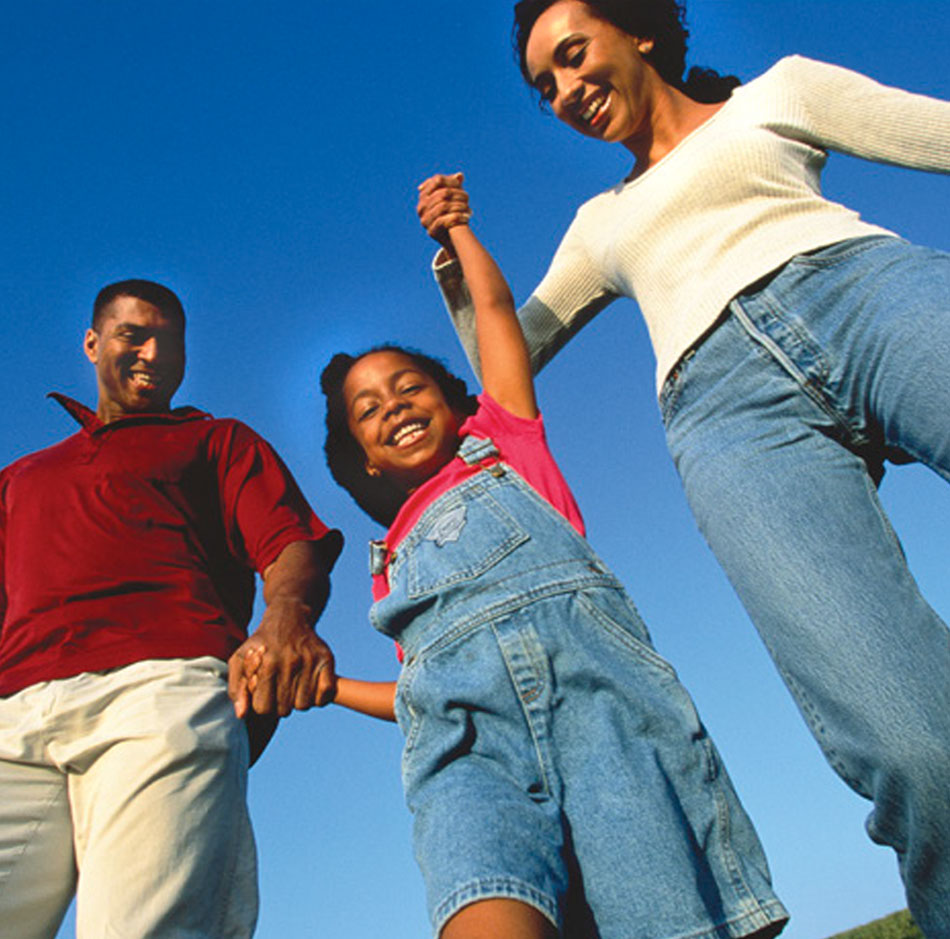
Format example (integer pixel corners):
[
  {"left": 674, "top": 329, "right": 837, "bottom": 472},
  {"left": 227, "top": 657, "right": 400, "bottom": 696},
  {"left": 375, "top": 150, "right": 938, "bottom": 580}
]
[{"left": 47, "top": 392, "right": 209, "bottom": 435}]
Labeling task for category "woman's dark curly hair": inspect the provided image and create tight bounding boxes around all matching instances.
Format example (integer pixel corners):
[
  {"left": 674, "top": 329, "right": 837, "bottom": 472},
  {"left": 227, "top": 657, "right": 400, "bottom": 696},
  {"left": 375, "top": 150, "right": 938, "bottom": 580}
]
[
  {"left": 320, "top": 345, "right": 478, "bottom": 528},
  {"left": 513, "top": 0, "right": 739, "bottom": 104}
]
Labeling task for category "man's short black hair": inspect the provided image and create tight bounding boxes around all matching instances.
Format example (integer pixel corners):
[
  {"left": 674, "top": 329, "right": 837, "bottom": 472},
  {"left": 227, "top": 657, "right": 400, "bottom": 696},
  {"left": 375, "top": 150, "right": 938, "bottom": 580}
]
[{"left": 92, "top": 279, "right": 186, "bottom": 331}]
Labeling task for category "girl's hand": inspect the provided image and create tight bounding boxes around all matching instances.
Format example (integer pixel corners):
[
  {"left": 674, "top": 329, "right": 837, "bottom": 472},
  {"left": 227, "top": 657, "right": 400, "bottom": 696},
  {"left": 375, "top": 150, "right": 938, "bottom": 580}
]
[{"left": 417, "top": 172, "right": 472, "bottom": 255}]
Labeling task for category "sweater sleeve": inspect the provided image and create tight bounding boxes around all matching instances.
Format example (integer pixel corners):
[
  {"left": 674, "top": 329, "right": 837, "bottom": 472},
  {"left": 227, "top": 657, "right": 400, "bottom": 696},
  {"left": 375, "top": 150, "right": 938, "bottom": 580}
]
[
  {"left": 775, "top": 55, "right": 950, "bottom": 173},
  {"left": 435, "top": 216, "right": 619, "bottom": 380}
]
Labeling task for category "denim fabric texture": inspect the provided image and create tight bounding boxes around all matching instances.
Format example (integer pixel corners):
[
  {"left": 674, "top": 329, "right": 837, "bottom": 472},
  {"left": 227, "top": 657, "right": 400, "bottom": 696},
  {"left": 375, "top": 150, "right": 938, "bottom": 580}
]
[
  {"left": 371, "top": 437, "right": 788, "bottom": 938},
  {"left": 661, "top": 235, "right": 950, "bottom": 938}
]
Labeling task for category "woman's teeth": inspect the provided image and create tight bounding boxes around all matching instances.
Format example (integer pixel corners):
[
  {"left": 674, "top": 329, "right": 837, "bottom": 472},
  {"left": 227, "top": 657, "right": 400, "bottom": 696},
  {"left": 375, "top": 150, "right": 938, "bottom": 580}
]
[{"left": 581, "top": 93, "right": 608, "bottom": 125}]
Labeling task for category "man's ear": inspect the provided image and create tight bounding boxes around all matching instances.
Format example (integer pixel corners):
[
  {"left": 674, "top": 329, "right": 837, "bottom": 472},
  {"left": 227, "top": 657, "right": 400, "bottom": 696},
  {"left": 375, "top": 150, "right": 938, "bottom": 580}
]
[{"left": 83, "top": 328, "right": 100, "bottom": 365}]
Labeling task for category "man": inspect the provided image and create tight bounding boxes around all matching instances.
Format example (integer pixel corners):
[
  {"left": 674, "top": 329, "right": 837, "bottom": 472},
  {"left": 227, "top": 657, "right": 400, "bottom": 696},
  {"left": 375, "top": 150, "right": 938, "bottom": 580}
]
[{"left": 0, "top": 279, "right": 342, "bottom": 937}]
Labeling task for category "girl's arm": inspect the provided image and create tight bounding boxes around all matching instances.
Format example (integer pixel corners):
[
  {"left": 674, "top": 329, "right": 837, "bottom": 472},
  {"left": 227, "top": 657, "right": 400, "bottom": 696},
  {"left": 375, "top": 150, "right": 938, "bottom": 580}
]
[
  {"left": 418, "top": 174, "right": 538, "bottom": 420},
  {"left": 419, "top": 174, "right": 615, "bottom": 387},
  {"left": 332, "top": 677, "right": 397, "bottom": 722}
]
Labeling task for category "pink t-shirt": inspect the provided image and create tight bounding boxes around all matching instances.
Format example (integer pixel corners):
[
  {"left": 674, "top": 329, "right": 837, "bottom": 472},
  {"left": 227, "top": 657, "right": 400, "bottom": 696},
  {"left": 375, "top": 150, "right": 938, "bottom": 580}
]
[{"left": 372, "top": 393, "right": 584, "bottom": 602}]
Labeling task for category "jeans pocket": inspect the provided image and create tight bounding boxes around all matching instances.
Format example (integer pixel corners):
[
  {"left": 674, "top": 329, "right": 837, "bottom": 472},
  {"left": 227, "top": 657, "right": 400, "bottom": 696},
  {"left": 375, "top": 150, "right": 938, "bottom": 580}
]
[{"left": 577, "top": 588, "right": 677, "bottom": 679}]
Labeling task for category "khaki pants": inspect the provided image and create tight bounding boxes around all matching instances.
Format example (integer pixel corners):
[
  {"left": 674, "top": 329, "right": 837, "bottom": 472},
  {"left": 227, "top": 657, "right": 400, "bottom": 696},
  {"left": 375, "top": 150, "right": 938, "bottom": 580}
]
[{"left": 0, "top": 657, "right": 257, "bottom": 938}]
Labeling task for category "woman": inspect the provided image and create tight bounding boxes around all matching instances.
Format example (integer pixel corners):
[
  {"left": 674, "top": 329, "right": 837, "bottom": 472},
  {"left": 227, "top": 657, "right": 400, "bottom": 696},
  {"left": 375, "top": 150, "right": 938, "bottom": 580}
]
[{"left": 416, "top": 1, "right": 950, "bottom": 934}]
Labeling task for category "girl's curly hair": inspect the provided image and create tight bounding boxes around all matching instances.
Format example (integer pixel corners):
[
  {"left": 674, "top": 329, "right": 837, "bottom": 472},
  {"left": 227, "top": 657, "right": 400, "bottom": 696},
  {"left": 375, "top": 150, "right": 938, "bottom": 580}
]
[
  {"left": 513, "top": 0, "right": 740, "bottom": 104},
  {"left": 320, "top": 345, "right": 478, "bottom": 527}
]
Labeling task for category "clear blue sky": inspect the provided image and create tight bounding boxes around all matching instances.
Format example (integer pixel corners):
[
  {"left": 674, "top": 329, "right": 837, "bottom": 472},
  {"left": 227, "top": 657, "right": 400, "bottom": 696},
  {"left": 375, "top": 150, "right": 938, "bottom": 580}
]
[{"left": 2, "top": 2, "right": 947, "bottom": 936}]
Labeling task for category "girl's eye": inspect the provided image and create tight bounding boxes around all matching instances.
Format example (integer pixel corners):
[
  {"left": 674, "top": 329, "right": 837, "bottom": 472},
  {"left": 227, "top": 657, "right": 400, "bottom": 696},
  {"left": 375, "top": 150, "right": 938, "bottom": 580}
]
[
  {"left": 399, "top": 384, "right": 423, "bottom": 395},
  {"left": 357, "top": 404, "right": 378, "bottom": 421}
]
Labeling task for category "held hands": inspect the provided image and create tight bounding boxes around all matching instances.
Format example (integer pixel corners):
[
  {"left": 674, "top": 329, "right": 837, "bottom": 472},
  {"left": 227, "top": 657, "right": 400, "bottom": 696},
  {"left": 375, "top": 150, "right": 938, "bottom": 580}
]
[
  {"left": 228, "top": 598, "right": 337, "bottom": 719},
  {"left": 417, "top": 172, "right": 472, "bottom": 254}
]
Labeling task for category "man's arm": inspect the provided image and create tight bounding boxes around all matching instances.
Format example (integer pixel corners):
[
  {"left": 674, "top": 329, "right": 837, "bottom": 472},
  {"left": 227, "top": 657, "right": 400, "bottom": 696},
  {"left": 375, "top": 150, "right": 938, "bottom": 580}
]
[{"left": 228, "top": 539, "right": 335, "bottom": 719}]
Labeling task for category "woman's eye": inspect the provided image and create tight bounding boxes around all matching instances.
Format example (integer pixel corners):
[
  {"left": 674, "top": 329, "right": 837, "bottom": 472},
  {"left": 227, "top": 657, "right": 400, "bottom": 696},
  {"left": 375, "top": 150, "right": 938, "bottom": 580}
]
[
  {"left": 400, "top": 384, "right": 423, "bottom": 395},
  {"left": 567, "top": 45, "right": 586, "bottom": 68},
  {"left": 358, "top": 404, "right": 378, "bottom": 421}
]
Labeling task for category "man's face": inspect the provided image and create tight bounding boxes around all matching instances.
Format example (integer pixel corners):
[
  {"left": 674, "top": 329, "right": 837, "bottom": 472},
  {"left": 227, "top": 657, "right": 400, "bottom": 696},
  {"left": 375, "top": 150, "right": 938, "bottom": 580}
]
[{"left": 84, "top": 295, "right": 185, "bottom": 422}]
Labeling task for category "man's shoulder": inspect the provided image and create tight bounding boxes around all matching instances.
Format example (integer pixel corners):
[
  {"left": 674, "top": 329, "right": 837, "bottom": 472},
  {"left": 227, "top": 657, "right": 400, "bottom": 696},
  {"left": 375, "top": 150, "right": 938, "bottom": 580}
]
[{"left": 1, "top": 431, "right": 84, "bottom": 481}]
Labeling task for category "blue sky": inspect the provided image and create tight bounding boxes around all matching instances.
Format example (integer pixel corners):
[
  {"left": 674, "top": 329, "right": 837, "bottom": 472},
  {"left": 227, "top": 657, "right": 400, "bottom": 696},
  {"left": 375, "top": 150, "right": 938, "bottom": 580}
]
[{"left": 2, "top": 1, "right": 948, "bottom": 936}]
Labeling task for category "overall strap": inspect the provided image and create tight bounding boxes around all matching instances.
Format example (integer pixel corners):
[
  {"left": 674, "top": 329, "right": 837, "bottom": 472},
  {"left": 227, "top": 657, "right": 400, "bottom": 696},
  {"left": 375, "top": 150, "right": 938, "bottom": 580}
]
[{"left": 457, "top": 435, "right": 506, "bottom": 476}]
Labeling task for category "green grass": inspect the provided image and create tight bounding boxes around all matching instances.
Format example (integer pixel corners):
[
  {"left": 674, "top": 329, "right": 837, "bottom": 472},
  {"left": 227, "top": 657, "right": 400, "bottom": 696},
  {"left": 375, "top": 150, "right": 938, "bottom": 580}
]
[{"left": 827, "top": 909, "right": 923, "bottom": 939}]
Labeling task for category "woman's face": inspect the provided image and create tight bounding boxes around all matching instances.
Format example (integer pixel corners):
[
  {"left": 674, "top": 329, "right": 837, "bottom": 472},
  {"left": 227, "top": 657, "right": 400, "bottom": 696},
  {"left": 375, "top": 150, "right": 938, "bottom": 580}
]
[
  {"left": 343, "top": 350, "right": 463, "bottom": 492},
  {"left": 524, "top": 0, "right": 659, "bottom": 150}
]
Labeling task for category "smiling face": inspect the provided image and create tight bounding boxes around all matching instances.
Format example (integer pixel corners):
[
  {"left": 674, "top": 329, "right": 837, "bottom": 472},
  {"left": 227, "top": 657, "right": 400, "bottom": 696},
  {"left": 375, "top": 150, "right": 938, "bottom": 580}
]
[
  {"left": 84, "top": 294, "right": 185, "bottom": 423},
  {"left": 525, "top": 0, "right": 661, "bottom": 152},
  {"left": 343, "top": 350, "right": 463, "bottom": 492}
]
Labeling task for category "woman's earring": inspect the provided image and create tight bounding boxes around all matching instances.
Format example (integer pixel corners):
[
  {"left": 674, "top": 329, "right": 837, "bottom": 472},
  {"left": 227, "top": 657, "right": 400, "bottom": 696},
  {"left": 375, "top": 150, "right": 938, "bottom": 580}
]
[
  {"left": 638, "top": 38, "right": 654, "bottom": 54},
  {"left": 366, "top": 462, "right": 381, "bottom": 478}
]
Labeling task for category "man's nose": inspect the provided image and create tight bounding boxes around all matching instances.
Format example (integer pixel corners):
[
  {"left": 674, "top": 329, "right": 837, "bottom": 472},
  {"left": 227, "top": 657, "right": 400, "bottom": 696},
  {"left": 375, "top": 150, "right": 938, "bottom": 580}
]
[{"left": 138, "top": 336, "right": 159, "bottom": 360}]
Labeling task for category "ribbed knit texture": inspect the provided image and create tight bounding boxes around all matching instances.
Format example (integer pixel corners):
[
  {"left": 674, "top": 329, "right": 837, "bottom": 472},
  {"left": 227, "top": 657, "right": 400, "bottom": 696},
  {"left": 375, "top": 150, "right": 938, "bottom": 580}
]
[{"left": 438, "top": 56, "right": 950, "bottom": 391}]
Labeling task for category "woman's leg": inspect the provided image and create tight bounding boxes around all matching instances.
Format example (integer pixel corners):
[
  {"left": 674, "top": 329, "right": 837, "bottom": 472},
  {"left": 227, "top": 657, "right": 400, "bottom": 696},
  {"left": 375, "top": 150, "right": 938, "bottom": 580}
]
[
  {"left": 661, "top": 238, "right": 950, "bottom": 936},
  {"left": 442, "top": 899, "right": 559, "bottom": 939}
]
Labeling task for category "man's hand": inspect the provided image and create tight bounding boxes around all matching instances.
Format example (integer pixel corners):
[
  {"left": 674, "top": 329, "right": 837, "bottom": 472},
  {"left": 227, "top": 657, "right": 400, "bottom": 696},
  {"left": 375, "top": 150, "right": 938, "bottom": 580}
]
[{"left": 228, "top": 540, "right": 335, "bottom": 719}]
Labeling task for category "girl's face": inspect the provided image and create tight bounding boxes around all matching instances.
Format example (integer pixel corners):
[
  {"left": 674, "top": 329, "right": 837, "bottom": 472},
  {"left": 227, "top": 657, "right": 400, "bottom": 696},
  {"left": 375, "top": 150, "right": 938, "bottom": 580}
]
[
  {"left": 524, "top": 0, "right": 659, "bottom": 152},
  {"left": 343, "top": 350, "right": 463, "bottom": 492}
]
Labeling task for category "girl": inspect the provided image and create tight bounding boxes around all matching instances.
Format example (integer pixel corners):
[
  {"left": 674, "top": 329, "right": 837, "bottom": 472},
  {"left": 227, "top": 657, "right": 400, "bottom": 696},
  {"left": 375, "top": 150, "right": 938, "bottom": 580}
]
[
  {"left": 416, "top": 2, "right": 950, "bottom": 933},
  {"left": 321, "top": 207, "right": 787, "bottom": 939}
]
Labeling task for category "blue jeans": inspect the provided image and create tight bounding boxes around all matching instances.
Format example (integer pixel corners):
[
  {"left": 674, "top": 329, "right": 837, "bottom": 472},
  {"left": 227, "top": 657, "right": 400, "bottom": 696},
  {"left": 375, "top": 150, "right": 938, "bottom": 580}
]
[
  {"left": 661, "top": 236, "right": 950, "bottom": 938},
  {"left": 372, "top": 436, "right": 788, "bottom": 938}
]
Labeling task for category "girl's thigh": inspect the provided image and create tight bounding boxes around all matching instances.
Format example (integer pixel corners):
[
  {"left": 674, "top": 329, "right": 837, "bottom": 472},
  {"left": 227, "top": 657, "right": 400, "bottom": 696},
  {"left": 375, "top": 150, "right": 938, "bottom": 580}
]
[
  {"left": 549, "top": 588, "right": 786, "bottom": 939},
  {"left": 441, "top": 898, "right": 558, "bottom": 939},
  {"left": 400, "top": 623, "right": 569, "bottom": 936}
]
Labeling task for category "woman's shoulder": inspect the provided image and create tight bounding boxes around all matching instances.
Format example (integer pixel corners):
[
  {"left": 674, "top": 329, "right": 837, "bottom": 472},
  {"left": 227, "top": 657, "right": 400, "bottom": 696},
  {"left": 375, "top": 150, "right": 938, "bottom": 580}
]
[{"left": 748, "top": 54, "right": 859, "bottom": 91}]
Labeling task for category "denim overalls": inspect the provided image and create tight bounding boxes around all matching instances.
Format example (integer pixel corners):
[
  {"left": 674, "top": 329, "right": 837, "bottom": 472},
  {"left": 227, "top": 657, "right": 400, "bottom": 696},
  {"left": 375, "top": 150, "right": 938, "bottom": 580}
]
[{"left": 370, "top": 436, "right": 787, "bottom": 939}]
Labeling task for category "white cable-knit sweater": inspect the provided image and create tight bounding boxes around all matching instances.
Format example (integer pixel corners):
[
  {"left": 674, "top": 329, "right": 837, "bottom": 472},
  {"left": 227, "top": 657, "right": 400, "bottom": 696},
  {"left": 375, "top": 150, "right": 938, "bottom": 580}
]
[{"left": 436, "top": 56, "right": 950, "bottom": 392}]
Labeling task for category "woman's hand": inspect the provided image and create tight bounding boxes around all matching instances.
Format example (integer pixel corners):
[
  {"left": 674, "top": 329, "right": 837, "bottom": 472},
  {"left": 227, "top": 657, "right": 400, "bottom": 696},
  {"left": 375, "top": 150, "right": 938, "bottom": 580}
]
[{"left": 417, "top": 172, "right": 472, "bottom": 255}]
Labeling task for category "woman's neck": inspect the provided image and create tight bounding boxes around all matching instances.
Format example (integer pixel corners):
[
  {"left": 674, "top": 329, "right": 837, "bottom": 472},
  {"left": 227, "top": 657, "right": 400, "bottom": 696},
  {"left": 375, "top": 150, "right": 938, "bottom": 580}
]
[{"left": 624, "top": 84, "right": 725, "bottom": 179}]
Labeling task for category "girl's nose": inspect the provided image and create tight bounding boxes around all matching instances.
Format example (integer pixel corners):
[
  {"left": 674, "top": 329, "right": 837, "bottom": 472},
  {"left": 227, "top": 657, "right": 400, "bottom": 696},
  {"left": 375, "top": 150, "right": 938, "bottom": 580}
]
[{"left": 383, "top": 396, "right": 407, "bottom": 419}]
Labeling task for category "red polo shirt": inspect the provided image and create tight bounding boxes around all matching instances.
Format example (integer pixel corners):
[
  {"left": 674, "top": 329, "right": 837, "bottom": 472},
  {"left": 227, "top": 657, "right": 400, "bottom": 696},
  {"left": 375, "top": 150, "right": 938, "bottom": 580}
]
[{"left": 0, "top": 395, "right": 341, "bottom": 696}]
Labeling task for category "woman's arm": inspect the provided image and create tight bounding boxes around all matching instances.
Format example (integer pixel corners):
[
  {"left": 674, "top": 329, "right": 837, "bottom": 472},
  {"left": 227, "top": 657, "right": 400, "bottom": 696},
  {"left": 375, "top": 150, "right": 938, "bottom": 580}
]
[
  {"left": 780, "top": 56, "right": 950, "bottom": 173},
  {"left": 333, "top": 677, "right": 397, "bottom": 722},
  {"left": 419, "top": 174, "right": 616, "bottom": 383}
]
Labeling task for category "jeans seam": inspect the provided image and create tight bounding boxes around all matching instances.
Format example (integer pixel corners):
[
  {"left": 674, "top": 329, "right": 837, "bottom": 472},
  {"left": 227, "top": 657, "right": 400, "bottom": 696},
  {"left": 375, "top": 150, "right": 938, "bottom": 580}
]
[
  {"left": 576, "top": 591, "right": 677, "bottom": 678},
  {"left": 729, "top": 297, "right": 862, "bottom": 447},
  {"left": 493, "top": 622, "right": 553, "bottom": 799}
]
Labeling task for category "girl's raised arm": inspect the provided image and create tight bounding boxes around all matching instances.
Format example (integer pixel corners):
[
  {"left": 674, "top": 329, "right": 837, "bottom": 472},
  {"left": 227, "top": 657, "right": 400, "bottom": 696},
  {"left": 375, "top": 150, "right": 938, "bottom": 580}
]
[{"left": 418, "top": 174, "right": 537, "bottom": 419}]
